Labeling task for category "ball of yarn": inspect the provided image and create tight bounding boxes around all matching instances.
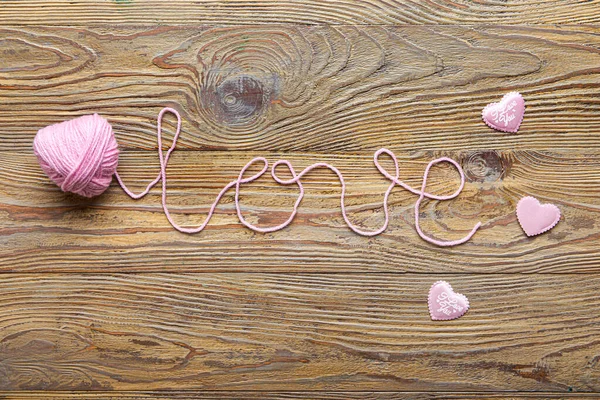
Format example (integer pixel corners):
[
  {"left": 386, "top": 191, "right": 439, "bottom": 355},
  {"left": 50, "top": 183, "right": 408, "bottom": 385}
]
[{"left": 33, "top": 114, "right": 119, "bottom": 198}]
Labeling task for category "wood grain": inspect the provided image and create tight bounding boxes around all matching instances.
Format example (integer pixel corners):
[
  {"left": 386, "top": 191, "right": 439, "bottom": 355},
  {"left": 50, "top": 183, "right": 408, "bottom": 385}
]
[
  {"left": 1, "top": 149, "right": 599, "bottom": 273},
  {"left": 3, "top": 2, "right": 600, "bottom": 397},
  {"left": 2, "top": 25, "right": 600, "bottom": 152},
  {"left": 0, "top": 391, "right": 597, "bottom": 399},
  {"left": 1, "top": 1, "right": 600, "bottom": 25},
  {"left": 1, "top": 274, "right": 600, "bottom": 392}
]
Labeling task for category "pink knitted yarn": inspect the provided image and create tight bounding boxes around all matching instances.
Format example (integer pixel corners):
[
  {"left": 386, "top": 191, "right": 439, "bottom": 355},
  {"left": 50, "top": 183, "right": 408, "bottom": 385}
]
[
  {"left": 33, "top": 108, "right": 481, "bottom": 246},
  {"left": 33, "top": 114, "right": 119, "bottom": 197}
]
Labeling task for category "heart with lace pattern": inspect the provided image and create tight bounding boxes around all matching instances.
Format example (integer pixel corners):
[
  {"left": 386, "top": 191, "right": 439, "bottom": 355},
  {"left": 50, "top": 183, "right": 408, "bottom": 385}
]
[
  {"left": 516, "top": 196, "right": 561, "bottom": 237},
  {"left": 428, "top": 281, "right": 469, "bottom": 321},
  {"left": 482, "top": 92, "right": 525, "bottom": 133}
]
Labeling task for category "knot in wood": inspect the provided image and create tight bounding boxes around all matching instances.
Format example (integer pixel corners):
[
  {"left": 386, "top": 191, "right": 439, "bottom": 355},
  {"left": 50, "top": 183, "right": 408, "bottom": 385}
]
[
  {"left": 201, "top": 74, "right": 270, "bottom": 126},
  {"left": 463, "top": 150, "right": 505, "bottom": 183}
]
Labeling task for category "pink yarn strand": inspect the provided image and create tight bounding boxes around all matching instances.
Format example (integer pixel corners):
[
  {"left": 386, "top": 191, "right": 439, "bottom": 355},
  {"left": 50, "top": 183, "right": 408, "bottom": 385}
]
[
  {"left": 115, "top": 107, "right": 481, "bottom": 246},
  {"left": 413, "top": 157, "right": 482, "bottom": 247}
]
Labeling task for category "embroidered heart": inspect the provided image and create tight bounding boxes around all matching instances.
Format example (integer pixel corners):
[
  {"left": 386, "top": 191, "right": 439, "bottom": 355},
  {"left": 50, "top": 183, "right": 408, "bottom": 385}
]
[
  {"left": 482, "top": 92, "right": 525, "bottom": 133},
  {"left": 516, "top": 196, "right": 561, "bottom": 237},
  {"left": 428, "top": 281, "right": 469, "bottom": 321}
]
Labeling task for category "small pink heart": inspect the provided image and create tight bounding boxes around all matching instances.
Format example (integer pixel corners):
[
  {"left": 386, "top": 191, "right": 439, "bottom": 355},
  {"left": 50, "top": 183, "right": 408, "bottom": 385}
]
[
  {"left": 428, "top": 281, "right": 469, "bottom": 321},
  {"left": 516, "top": 196, "right": 561, "bottom": 237},
  {"left": 482, "top": 92, "right": 525, "bottom": 133}
]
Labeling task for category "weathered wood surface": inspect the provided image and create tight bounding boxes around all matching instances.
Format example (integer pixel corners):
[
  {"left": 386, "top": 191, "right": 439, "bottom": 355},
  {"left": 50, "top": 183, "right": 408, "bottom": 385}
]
[
  {"left": 1, "top": 0, "right": 600, "bottom": 25},
  {"left": 1, "top": 274, "right": 599, "bottom": 392},
  {"left": 1, "top": 149, "right": 599, "bottom": 272},
  {"left": 2, "top": 2, "right": 600, "bottom": 397},
  {"left": 2, "top": 25, "right": 600, "bottom": 152},
  {"left": 0, "top": 392, "right": 596, "bottom": 399}
]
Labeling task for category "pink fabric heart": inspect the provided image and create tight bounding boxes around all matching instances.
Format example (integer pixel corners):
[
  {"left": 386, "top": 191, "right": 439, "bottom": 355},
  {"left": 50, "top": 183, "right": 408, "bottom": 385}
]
[
  {"left": 516, "top": 196, "right": 561, "bottom": 237},
  {"left": 482, "top": 92, "right": 525, "bottom": 133},
  {"left": 428, "top": 281, "right": 469, "bottom": 321}
]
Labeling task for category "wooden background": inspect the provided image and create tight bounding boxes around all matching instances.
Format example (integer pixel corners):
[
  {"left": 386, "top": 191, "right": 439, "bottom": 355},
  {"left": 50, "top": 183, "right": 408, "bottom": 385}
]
[{"left": 1, "top": 1, "right": 600, "bottom": 399}]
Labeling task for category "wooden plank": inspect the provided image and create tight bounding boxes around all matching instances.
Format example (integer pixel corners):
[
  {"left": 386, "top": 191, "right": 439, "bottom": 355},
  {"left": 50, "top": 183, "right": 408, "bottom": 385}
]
[
  {"left": 2, "top": 25, "right": 600, "bottom": 152},
  {"left": 1, "top": 149, "right": 599, "bottom": 273},
  {"left": 0, "top": 274, "right": 599, "bottom": 391},
  {"left": 1, "top": 1, "right": 600, "bottom": 25},
  {"left": 0, "top": 391, "right": 596, "bottom": 399}
]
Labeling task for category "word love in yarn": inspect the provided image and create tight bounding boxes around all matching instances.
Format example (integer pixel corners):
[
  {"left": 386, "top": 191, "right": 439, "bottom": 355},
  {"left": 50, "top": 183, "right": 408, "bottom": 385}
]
[{"left": 34, "top": 108, "right": 482, "bottom": 247}]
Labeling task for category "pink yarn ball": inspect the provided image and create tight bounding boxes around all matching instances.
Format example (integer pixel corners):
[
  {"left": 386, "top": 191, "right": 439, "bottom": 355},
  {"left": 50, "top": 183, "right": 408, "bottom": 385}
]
[{"left": 33, "top": 114, "right": 119, "bottom": 198}]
